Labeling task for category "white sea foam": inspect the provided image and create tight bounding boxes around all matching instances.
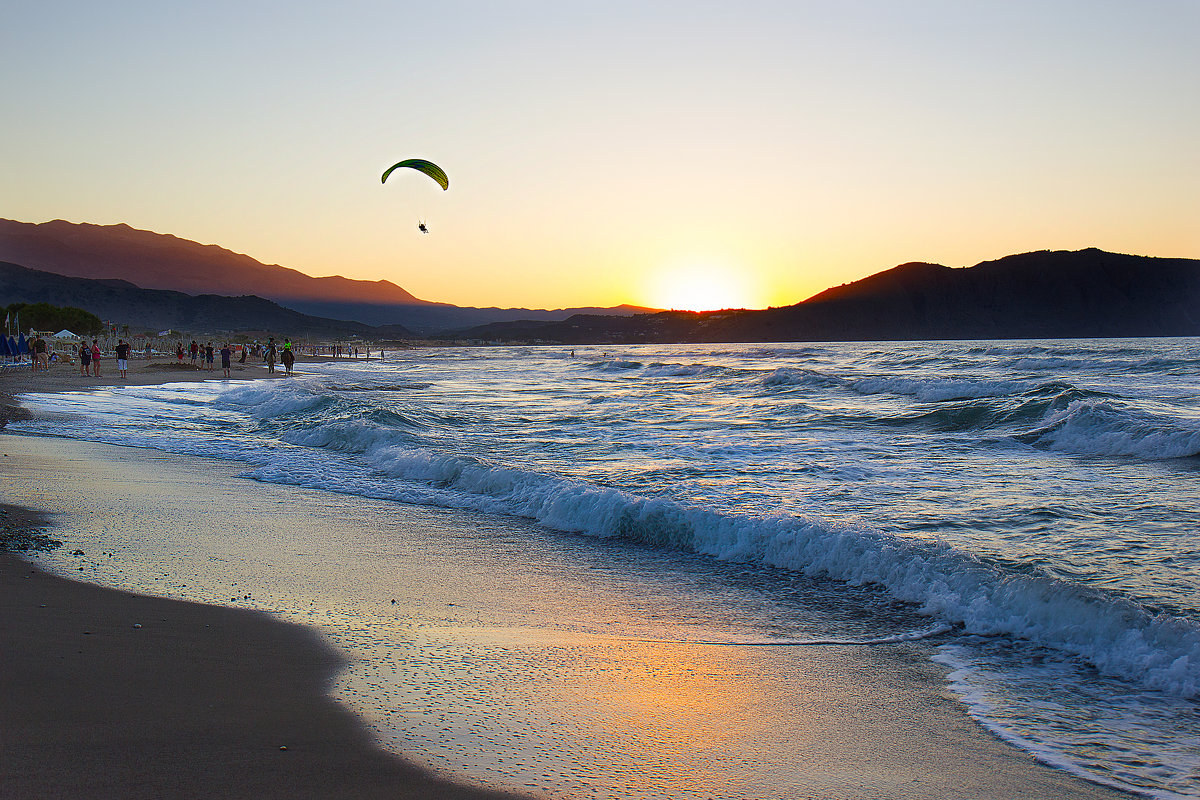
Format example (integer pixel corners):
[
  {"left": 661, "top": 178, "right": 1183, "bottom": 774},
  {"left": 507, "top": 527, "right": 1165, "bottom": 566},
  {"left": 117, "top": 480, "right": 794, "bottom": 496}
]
[
  {"left": 935, "top": 645, "right": 1200, "bottom": 800},
  {"left": 676, "top": 622, "right": 955, "bottom": 646}
]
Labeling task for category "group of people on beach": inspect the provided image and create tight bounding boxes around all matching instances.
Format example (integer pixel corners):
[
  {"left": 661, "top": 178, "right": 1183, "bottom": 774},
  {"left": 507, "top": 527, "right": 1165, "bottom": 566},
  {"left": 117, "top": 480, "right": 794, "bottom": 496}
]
[
  {"left": 174, "top": 341, "right": 240, "bottom": 378},
  {"left": 171, "top": 337, "right": 294, "bottom": 377},
  {"left": 77, "top": 339, "right": 133, "bottom": 379},
  {"left": 177, "top": 341, "right": 225, "bottom": 372},
  {"left": 14, "top": 333, "right": 312, "bottom": 382}
]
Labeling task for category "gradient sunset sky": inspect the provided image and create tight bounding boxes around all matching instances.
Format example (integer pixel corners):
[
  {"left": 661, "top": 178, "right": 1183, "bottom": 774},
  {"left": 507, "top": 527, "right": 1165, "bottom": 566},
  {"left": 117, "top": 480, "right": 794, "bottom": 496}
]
[{"left": 5, "top": 1, "right": 1197, "bottom": 310}]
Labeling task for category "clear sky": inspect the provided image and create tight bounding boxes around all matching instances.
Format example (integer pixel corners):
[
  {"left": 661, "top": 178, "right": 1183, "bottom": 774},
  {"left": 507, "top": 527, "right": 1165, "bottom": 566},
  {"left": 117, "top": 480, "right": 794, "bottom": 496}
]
[{"left": 4, "top": 1, "right": 1197, "bottom": 310}]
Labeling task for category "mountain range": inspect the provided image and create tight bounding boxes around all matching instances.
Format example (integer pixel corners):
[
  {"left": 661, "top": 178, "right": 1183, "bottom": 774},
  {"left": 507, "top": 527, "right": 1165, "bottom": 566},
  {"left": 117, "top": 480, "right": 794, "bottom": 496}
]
[
  {"left": 0, "top": 260, "right": 400, "bottom": 338},
  {"left": 0, "top": 219, "right": 652, "bottom": 334},
  {"left": 2, "top": 218, "right": 1196, "bottom": 343},
  {"left": 458, "top": 249, "right": 1200, "bottom": 343}
]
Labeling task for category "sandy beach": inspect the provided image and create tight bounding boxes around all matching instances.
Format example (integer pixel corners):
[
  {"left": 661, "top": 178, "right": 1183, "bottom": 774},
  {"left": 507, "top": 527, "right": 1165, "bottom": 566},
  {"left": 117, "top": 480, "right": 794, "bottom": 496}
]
[
  {"left": 0, "top": 361, "right": 1138, "bottom": 800},
  {"left": 2, "top": 357, "right": 529, "bottom": 798}
]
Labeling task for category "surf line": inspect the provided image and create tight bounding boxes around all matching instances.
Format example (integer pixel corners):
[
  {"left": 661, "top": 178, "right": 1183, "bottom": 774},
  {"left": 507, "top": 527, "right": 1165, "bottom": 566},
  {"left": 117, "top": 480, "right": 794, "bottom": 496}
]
[{"left": 632, "top": 622, "right": 956, "bottom": 647}]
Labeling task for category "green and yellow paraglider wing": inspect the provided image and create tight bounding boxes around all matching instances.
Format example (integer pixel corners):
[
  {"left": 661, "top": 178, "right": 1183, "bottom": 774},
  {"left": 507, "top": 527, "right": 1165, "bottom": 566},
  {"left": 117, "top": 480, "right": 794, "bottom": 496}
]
[{"left": 381, "top": 158, "right": 449, "bottom": 190}]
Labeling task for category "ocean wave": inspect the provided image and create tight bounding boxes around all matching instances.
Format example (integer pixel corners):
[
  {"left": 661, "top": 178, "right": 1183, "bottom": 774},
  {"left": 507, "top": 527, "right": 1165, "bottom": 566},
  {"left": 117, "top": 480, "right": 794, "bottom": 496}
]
[
  {"left": 217, "top": 382, "right": 333, "bottom": 418},
  {"left": 880, "top": 383, "right": 1116, "bottom": 432},
  {"left": 324, "top": 382, "right": 433, "bottom": 392},
  {"left": 588, "top": 360, "right": 642, "bottom": 372},
  {"left": 1005, "top": 357, "right": 1094, "bottom": 371},
  {"left": 967, "top": 345, "right": 1054, "bottom": 356},
  {"left": 1016, "top": 400, "right": 1200, "bottom": 459},
  {"left": 281, "top": 419, "right": 422, "bottom": 454},
  {"left": 642, "top": 362, "right": 719, "bottom": 378},
  {"left": 760, "top": 367, "right": 845, "bottom": 388},
  {"left": 1006, "top": 356, "right": 1198, "bottom": 374},
  {"left": 739, "top": 346, "right": 825, "bottom": 360},
  {"left": 284, "top": 435, "right": 1200, "bottom": 699},
  {"left": 851, "top": 376, "right": 1028, "bottom": 403}
]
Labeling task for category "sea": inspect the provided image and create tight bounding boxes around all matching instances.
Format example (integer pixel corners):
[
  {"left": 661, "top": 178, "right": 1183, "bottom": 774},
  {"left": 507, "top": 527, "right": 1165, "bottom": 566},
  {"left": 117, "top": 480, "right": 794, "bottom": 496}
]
[{"left": 10, "top": 338, "right": 1200, "bottom": 799}]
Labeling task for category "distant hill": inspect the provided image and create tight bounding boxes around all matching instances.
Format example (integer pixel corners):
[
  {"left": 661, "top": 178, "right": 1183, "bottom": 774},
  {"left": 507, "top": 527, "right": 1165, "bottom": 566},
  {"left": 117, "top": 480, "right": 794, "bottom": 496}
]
[
  {"left": 284, "top": 299, "right": 657, "bottom": 332},
  {"left": 455, "top": 249, "right": 1200, "bottom": 343},
  {"left": 0, "top": 219, "right": 656, "bottom": 334},
  {"left": 0, "top": 218, "right": 426, "bottom": 306},
  {"left": 0, "top": 260, "right": 403, "bottom": 338}
]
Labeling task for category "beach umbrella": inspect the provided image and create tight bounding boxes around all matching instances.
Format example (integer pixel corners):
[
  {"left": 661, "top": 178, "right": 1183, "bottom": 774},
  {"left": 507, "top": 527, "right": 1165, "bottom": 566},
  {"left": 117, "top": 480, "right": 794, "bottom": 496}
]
[
  {"left": 17, "top": 332, "right": 28, "bottom": 354},
  {"left": 7, "top": 336, "right": 15, "bottom": 357},
  {"left": 0, "top": 335, "right": 9, "bottom": 357}
]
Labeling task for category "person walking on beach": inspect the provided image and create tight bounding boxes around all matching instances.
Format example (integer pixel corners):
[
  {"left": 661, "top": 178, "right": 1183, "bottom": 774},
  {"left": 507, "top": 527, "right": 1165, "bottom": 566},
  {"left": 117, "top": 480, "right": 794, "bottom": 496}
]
[
  {"left": 79, "top": 341, "right": 91, "bottom": 376},
  {"left": 204, "top": 342, "right": 215, "bottom": 371},
  {"left": 266, "top": 338, "right": 277, "bottom": 374},
  {"left": 91, "top": 340, "right": 102, "bottom": 377},
  {"left": 33, "top": 336, "right": 48, "bottom": 372},
  {"left": 176, "top": 342, "right": 184, "bottom": 362},
  {"left": 115, "top": 339, "right": 131, "bottom": 379},
  {"left": 238, "top": 344, "right": 247, "bottom": 364},
  {"left": 190, "top": 340, "right": 199, "bottom": 366},
  {"left": 220, "top": 343, "right": 232, "bottom": 378}
]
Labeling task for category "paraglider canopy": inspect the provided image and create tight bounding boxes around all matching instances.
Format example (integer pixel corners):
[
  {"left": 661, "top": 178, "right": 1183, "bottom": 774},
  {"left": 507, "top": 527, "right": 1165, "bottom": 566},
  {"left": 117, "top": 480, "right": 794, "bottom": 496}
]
[{"left": 381, "top": 158, "right": 449, "bottom": 191}]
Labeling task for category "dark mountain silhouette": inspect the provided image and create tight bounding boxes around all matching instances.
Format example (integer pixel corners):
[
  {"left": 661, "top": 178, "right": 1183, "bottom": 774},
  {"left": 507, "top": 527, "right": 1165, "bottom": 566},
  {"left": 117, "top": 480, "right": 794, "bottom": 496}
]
[
  {"left": 280, "top": 299, "right": 655, "bottom": 332},
  {"left": 0, "top": 219, "right": 655, "bottom": 334},
  {"left": 455, "top": 249, "right": 1200, "bottom": 343},
  {"left": 0, "top": 261, "right": 406, "bottom": 338}
]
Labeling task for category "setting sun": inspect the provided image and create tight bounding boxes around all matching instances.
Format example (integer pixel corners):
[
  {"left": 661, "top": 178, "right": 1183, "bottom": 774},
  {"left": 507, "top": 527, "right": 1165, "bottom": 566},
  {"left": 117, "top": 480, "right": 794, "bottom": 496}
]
[{"left": 645, "top": 261, "right": 764, "bottom": 312}]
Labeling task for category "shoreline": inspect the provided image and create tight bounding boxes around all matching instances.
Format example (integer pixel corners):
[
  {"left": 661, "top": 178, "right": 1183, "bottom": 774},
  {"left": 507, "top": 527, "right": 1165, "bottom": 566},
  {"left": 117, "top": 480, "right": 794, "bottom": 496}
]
[
  {"left": 0, "top": 365, "right": 1139, "bottom": 800},
  {"left": 0, "top": 351, "right": 370, "bottom": 423}
]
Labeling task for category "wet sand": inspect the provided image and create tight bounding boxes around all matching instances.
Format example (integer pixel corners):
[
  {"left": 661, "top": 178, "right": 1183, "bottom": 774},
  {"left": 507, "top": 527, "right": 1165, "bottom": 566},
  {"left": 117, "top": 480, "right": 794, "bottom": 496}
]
[{"left": 0, "top": 549, "right": 526, "bottom": 800}]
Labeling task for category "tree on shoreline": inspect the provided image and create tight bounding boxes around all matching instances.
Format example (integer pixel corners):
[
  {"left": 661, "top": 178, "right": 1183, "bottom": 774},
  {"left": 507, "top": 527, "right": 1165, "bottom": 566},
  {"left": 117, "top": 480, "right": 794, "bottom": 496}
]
[{"left": 4, "top": 302, "right": 105, "bottom": 336}]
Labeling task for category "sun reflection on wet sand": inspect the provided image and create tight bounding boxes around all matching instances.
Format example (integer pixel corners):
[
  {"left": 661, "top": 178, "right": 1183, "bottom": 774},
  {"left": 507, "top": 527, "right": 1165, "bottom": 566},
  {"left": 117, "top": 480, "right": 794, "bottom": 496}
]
[{"left": 344, "top": 621, "right": 784, "bottom": 798}]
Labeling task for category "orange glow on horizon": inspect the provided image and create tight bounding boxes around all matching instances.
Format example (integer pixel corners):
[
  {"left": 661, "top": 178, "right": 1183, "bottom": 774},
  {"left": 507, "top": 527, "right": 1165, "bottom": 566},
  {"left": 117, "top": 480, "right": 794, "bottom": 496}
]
[{"left": 644, "top": 260, "right": 767, "bottom": 312}]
